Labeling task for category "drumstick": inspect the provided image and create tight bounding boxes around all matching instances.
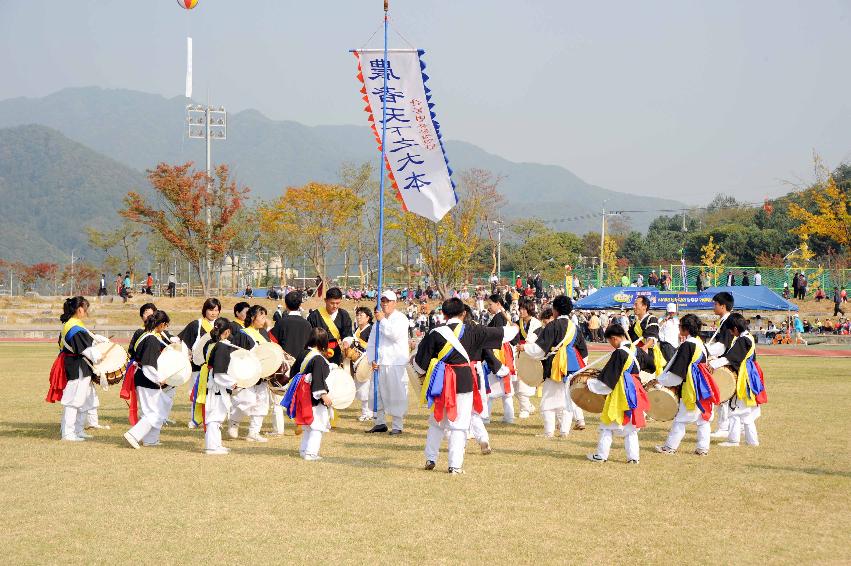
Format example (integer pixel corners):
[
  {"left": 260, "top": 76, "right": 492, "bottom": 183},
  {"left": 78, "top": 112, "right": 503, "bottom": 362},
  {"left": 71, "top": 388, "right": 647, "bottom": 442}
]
[{"left": 566, "top": 351, "right": 613, "bottom": 381}]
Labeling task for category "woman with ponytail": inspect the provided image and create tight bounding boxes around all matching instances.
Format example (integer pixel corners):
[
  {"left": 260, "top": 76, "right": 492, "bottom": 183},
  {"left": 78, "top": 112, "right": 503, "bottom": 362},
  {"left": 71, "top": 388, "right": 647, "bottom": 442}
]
[
  {"left": 47, "top": 296, "right": 109, "bottom": 441},
  {"left": 123, "top": 310, "right": 179, "bottom": 449},
  {"left": 228, "top": 305, "right": 272, "bottom": 442},
  {"left": 201, "top": 317, "right": 238, "bottom": 455}
]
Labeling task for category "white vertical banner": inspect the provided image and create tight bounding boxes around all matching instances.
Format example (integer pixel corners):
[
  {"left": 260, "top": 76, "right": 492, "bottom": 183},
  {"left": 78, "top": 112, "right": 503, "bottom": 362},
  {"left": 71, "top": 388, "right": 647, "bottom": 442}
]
[
  {"left": 354, "top": 49, "right": 457, "bottom": 222},
  {"left": 185, "top": 36, "right": 193, "bottom": 98}
]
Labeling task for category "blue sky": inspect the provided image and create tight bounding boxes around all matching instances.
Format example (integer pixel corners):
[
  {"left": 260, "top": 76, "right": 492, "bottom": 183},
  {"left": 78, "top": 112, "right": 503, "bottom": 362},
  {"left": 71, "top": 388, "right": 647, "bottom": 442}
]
[{"left": 1, "top": 0, "right": 850, "bottom": 203}]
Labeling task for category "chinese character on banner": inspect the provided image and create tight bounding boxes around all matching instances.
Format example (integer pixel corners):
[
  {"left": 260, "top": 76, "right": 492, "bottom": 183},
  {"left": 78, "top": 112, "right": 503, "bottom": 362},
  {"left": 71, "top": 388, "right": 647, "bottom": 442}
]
[{"left": 354, "top": 49, "right": 457, "bottom": 222}]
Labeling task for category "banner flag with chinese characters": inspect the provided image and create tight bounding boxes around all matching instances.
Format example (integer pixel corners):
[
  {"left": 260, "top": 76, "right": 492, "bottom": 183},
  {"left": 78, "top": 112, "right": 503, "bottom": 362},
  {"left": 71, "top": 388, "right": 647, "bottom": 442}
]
[{"left": 353, "top": 48, "right": 458, "bottom": 222}]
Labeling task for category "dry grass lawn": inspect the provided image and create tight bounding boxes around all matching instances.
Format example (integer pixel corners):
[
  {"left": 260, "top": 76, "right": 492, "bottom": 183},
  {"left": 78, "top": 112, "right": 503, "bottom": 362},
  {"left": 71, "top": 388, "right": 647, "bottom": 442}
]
[{"left": 0, "top": 344, "right": 849, "bottom": 565}]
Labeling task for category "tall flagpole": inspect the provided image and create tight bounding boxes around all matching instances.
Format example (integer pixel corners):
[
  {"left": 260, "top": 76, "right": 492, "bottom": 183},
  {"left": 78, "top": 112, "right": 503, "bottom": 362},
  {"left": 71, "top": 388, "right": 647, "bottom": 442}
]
[{"left": 372, "top": 0, "right": 389, "bottom": 414}]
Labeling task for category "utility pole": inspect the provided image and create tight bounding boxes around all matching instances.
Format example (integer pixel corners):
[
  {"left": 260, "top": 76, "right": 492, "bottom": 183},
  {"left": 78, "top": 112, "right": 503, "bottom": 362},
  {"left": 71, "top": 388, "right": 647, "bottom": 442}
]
[
  {"left": 187, "top": 103, "right": 227, "bottom": 291},
  {"left": 494, "top": 219, "right": 504, "bottom": 278},
  {"left": 70, "top": 249, "right": 77, "bottom": 296}
]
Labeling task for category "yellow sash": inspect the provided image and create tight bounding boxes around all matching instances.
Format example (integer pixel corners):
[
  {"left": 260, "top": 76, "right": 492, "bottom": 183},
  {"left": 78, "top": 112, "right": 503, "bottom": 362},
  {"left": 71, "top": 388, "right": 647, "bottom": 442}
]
[
  {"left": 243, "top": 326, "right": 269, "bottom": 345},
  {"left": 601, "top": 344, "right": 637, "bottom": 425},
  {"left": 633, "top": 316, "right": 666, "bottom": 376},
  {"left": 200, "top": 317, "right": 213, "bottom": 333},
  {"left": 355, "top": 326, "right": 369, "bottom": 350},
  {"left": 419, "top": 324, "right": 463, "bottom": 407},
  {"left": 679, "top": 338, "right": 704, "bottom": 411},
  {"left": 195, "top": 342, "right": 216, "bottom": 420},
  {"left": 550, "top": 320, "right": 578, "bottom": 383},
  {"left": 319, "top": 308, "right": 341, "bottom": 341},
  {"left": 59, "top": 317, "right": 87, "bottom": 351},
  {"left": 519, "top": 319, "right": 529, "bottom": 340},
  {"left": 732, "top": 335, "right": 758, "bottom": 406},
  {"left": 299, "top": 349, "right": 321, "bottom": 374}
]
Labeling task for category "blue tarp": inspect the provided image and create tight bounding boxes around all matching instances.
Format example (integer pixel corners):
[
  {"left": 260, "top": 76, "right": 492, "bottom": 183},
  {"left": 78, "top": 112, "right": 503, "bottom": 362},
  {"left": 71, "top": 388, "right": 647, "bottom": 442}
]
[{"left": 574, "top": 286, "right": 798, "bottom": 311}]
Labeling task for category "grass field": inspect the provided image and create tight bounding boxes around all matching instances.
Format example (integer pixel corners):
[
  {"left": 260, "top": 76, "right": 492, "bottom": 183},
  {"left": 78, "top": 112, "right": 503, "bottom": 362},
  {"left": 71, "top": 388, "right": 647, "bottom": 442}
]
[{"left": 1, "top": 344, "right": 849, "bottom": 565}]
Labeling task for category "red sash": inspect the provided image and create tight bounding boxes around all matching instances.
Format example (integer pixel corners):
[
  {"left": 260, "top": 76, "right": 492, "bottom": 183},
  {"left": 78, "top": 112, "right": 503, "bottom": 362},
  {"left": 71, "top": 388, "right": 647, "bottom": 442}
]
[
  {"left": 45, "top": 352, "right": 69, "bottom": 403},
  {"left": 433, "top": 363, "right": 482, "bottom": 422},
  {"left": 119, "top": 363, "right": 140, "bottom": 425},
  {"left": 501, "top": 343, "right": 514, "bottom": 394},
  {"left": 624, "top": 374, "right": 650, "bottom": 428},
  {"left": 293, "top": 378, "right": 315, "bottom": 426}
]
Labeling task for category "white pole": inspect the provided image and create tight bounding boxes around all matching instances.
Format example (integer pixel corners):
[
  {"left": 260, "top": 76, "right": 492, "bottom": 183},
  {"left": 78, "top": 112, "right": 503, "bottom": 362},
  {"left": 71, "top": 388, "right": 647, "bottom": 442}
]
[
  {"left": 205, "top": 105, "right": 212, "bottom": 291},
  {"left": 598, "top": 207, "right": 606, "bottom": 288}
]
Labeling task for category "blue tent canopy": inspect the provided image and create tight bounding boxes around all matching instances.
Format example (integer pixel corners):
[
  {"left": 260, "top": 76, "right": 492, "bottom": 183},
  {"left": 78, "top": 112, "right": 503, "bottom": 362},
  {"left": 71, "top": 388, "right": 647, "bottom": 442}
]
[{"left": 574, "top": 286, "right": 798, "bottom": 311}]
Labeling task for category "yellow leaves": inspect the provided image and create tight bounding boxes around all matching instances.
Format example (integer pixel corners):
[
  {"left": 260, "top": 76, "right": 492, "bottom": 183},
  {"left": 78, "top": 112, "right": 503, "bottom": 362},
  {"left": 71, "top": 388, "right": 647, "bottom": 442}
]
[
  {"left": 701, "top": 235, "right": 726, "bottom": 286},
  {"left": 789, "top": 175, "right": 851, "bottom": 247},
  {"left": 602, "top": 237, "right": 621, "bottom": 285}
]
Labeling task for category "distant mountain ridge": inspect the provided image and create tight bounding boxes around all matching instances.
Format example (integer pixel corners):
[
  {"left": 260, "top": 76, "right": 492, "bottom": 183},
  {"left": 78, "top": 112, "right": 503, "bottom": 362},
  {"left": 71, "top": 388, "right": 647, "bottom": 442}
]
[
  {"left": 0, "top": 124, "right": 148, "bottom": 263},
  {"left": 0, "top": 87, "right": 685, "bottom": 221}
]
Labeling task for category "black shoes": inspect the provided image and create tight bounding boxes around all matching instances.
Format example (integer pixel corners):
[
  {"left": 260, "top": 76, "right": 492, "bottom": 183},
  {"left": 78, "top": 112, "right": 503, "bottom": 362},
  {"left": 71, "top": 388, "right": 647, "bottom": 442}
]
[{"left": 365, "top": 424, "right": 388, "bottom": 433}]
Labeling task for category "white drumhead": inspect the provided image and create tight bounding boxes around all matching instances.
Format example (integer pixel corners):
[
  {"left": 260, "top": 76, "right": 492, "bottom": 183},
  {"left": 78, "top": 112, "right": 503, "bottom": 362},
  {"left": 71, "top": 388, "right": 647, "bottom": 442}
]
[
  {"left": 191, "top": 334, "right": 212, "bottom": 366},
  {"left": 326, "top": 367, "right": 356, "bottom": 410},
  {"left": 228, "top": 349, "right": 263, "bottom": 388},
  {"left": 254, "top": 342, "right": 285, "bottom": 378},
  {"left": 91, "top": 342, "right": 128, "bottom": 376},
  {"left": 159, "top": 343, "right": 192, "bottom": 387}
]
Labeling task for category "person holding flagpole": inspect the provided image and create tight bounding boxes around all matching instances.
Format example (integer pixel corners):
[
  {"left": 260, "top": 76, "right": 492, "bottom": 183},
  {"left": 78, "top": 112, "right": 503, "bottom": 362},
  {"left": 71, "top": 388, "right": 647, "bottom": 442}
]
[{"left": 364, "top": 291, "right": 410, "bottom": 434}]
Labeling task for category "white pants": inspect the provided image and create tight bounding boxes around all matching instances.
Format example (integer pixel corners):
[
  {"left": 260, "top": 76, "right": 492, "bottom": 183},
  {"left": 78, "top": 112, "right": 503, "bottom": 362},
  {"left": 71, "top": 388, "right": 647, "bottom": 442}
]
[
  {"left": 355, "top": 378, "right": 373, "bottom": 418},
  {"left": 300, "top": 404, "right": 332, "bottom": 458},
  {"left": 714, "top": 402, "right": 731, "bottom": 432},
  {"left": 487, "top": 375, "right": 515, "bottom": 423},
  {"left": 60, "top": 373, "right": 98, "bottom": 440},
  {"left": 231, "top": 383, "right": 270, "bottom": 434},
  {"left": 541, "top": 379, "right": 584, "bottom": 435},
  {"left": 666, "top": 400, "right": 712, "bottom": 451},
  {"left": 372, "top": 364, "right": 408, "bottom": 420},
  {"left": 205, "top": 422, "right": 224, "bottom": 450},
  {"left": 85, "top": 408, "right": 100, "bottom": 428},
  {"left": 515, "top": 378, "right": 536, "bottom": 415},
  {"left": 727, "top": 405, "right": 760, "bottom": 445},
  {"left": 469, "top": 412, "right": 489, "bottom": 444},
  {"left": 270, "top": 392, "right": 286, "bottom": 434},
  {"left": 425, "top": 392, "right": 473, "bottom": 469},
  {"left": 595, "top": 423, "right": 640, "bottom": 461},
  {"left": 127, "top": 386, "right": 176, "bottom": 445}
]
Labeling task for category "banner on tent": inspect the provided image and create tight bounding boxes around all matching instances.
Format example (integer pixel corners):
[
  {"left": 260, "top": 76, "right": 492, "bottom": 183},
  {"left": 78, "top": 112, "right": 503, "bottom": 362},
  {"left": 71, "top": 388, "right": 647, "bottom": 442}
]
[
  {"left": 353, "top": 49, "right": 457, "bottom": 222},
  {"left": 609, "top": 289, "right": 717, "bottom": 308}
]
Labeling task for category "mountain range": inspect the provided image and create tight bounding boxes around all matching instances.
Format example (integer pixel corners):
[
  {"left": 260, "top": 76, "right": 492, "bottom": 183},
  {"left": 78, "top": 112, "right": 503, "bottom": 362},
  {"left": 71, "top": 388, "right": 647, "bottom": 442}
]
[{"left": 0, "top": 87, "right": 685, "bottom": 263}]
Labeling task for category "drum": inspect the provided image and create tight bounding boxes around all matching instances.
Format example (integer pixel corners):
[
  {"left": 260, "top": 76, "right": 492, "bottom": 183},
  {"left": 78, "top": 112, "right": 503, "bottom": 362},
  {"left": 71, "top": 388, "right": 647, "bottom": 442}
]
[
  {"left": 228, "top": 349, "right": 262, "bottom": 389},
  {"left": 326, "top": 367, "right": 356, "bottom": 409},
  {"left": 569, "top": 369, "right": 606, "bottom": 413},
  {"left": 345, "top": 347, "right": 362, "bottom": 362},
  {"left": 405, "top": 353, "right": 422, "bottom": 389},
  {"left": 354, "top": 354, "right": 372, "bottom": 383},
  {"left": 254, "top": 342, "right": 285, "bottom": 379},
  {"left": 711, "top": 366, "right": 737, "bottom": 403},
  {"left": 644, "top": 379, "right": 679, "bottom": 421},
  {"left": 158, "top": 342, "right": 192, "bottom": 387},
  {"left": 515, "top": 351, "right": 544, "bottom": 387},
  {"left": 638, "top": 371, "right": 656, "bottom": 386},
  {"left": 268, "top": 351, "right": 295, "bottom": 395},
  {"left": 90, "top": 341, "right": 129, "bottom": 386}
]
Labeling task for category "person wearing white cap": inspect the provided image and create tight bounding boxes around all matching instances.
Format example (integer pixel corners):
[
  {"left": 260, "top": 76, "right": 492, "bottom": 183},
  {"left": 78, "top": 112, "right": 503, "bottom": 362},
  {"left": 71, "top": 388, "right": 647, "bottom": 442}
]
[
  {"left": 658, "top": 302, "right": 681, "bottom": 359},
  {"left": 365, "top": 290, "right": 411, "bottom": 434}
]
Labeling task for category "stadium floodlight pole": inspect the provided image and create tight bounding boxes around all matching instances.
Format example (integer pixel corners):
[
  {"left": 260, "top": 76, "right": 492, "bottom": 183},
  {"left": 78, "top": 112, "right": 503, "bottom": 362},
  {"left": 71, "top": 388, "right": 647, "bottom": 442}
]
[
  {"left": 493, "top": 218, "right": 504, "bottom": 278},
  {"left": 598, "top": 203, "right": 606, "bottom": 288},
  {"left": 187, "top": 102, "right": 227, "bottom": 290}
]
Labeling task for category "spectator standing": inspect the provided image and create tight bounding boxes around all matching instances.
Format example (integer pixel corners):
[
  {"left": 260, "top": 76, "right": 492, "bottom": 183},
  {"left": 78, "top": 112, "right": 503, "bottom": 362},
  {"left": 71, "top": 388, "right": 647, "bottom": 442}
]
[
  {"left": 648, "top": 270, "right": 659, "bottom": 287},
  {"left": 98, "top": 274, "right": 107, "bottom": 297},
  {"left": 636, "top": 273, "right": 644, "bottom": 287},
  {"left": 167, "top": 273, "right": 176, "bottom": 297},
  {"left": 797, "top": 273, "right": 807, "bottom": 300},
  {"left": 725, "top": 271, "right": 735, "bottom": 286},
  {"left": 834, "top": 287, "right": 845, "bottom": 316},
  {"left": 753, "top": 270, "right": 762, "bottom": 286},
  {"left": 144, "top": 272, "right": 154, "bottom": 295},
  {"left": 741, "top": 271, "right": 750, "bottom": 286},
  {"left": 792, "top": 272, "right": 800, "bottom": 298}
]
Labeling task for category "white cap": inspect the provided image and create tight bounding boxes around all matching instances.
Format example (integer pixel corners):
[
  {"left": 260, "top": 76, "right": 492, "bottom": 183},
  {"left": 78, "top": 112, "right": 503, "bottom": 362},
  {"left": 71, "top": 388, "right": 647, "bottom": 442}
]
[
  {"left": 666, "top": 303, "right": 678, "bottom": 313},
  {"left": 381, "top": 290, "right": 398, "bottom": 301}
]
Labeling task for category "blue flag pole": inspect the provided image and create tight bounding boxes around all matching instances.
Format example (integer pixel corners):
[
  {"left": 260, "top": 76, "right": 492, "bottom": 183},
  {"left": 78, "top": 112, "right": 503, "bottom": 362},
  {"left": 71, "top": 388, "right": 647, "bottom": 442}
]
[{"left": 372, "top": 2, "right": 389, "bottom": 415}]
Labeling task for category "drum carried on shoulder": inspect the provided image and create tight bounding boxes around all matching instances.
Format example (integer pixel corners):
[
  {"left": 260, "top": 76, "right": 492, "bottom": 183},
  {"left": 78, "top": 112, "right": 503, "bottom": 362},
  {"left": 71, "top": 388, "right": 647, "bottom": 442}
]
[
  {"left": 569, "top": 369, "right": 606, "bottom": 413},
  {"left": 90, "top": 341, "right": 130, "bottom": 386}
]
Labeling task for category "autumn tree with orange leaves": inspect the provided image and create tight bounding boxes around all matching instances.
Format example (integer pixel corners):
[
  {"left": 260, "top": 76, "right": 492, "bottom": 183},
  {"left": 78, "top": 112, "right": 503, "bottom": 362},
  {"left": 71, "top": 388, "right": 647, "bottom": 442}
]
[
  {"left": 121, "top": 162, "right": 248, "bottom": 295},
  {"left": 261, "top": 182, "right": 364, "bottom": 284}
]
